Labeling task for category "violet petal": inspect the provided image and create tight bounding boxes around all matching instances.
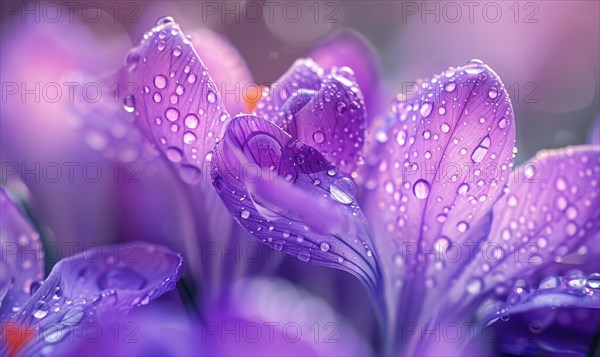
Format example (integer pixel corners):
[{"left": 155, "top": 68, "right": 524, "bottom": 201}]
[
  {"left": 9, "top": 241, "right": 183, "bottom": 356},
  {"left": 257, "top": 60, "right": 367, "bottom": 175},
  {"left": 211, "top": 115, "right": 381, "bottom": 292},
  {"left": 453, "top": 146, "right": 600, "bottom": 305},
  {"left": 120, "top": 17, "right": 229, "bottom": 184},
  {"left": 0, "top": 188, "right": 44, "bottom": 321}
]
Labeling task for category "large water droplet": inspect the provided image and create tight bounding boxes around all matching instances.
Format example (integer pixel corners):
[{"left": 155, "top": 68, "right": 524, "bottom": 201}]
[
  {"left": 154, "top": 75, "right": 167, "bottom": 89},
  {"left": 33, "top": 301, "right": 50, "bottom": 318},
  {"left": 165, "top": 147, "right": 183, "bottom": 163},
  {"left": 396, "top": 130, "right": 407, "bottom": 146},
  {"left": 538, "top": 275, "right": 559, "bottom": 289},
  {"left": 420, "top": 101, "right": 433, "bottom": 117},
  {"left": 183, "top": 131, "right": 196, "bottom": 144},
  {"left": 184, "top": 114, "right": 199, "bottom": 129},
  {"left": 165, "top": 108, "right": 179, "bottom": 121},
  {"left": 471, "top": 136, "right": 491, "bottom": 163},
  {"left": 313, "top": 131, "right": 325, "bottom": 144},
  {"left": 329, "top": 177, "right": 356, "bottom": 205},
  {"left": 240, "top": 210, "right": 250, "bottom": 219},
  {"left": 413, "top": 179, "right": 430, "bottom": 200},
  {"left": 444, "top": 82, "right": 456, "bottom": 92},
  {"left": 586, "top": 273, "right": 600, "bottom": 289},
  {"left": 207, "top": 91, "right": 216, "bottom": 103}
]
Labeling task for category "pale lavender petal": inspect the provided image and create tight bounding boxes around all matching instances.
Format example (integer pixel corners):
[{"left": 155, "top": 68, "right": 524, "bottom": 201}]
[
  {"left": 0, "top": 187, "right": 44, "bottom": 320},
  {"left": 453, "top": 146, "right": 600, "bottom": 306},
  {"left": 256, "top": 61, "right": 367, "bottom": 174},
  {"left": 362, "top": 60, "right": 516, "bottom": 340},
  {"left": 211, "top": 115, "right": 381, "bottom": 292},
  {"left": 7, "top": 241, "right": 183, "bottom": 356},
  {"left": 119, "top": 17, "right": 229, "bottom": 185},
  {"left": 189, "top": 28, "right": 254, "bottom": 115}
]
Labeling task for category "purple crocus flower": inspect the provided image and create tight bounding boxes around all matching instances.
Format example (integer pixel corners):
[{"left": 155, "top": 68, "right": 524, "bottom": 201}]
[
  {"left": 106, "top": 17, "right": 599, "bottom": 356},
  {"left": 0, "top": 187, "right": 183, "bottom": 356}
]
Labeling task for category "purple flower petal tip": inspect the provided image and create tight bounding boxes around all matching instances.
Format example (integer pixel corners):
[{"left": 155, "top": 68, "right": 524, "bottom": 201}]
[
  {"left": 256, "top": 59, "right": 367, "bottom": 174},
  {"left": 211, "top": 115, "right": 380, "bottom": 291},
  {"left": 119, "top": 17, "right": 230, "bottom": 185}
]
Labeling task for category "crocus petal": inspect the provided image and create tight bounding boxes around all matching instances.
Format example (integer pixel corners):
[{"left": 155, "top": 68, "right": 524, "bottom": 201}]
[
  {"left": 7, "top": 241, "right": 183, "bottom": 356},
  {"left": 453, "top": 146, "right": 600, "bottom": 308},
  {"left": 362, "top": 60, "right": 516, "bottom": 340},
  {"left": 307, "top": 29, "right": 381, "bottom": 122},
  {"left": 0, "top": 188, "right": 44, "bottom": 320},
  {"left": 255, "top": 58, "right": 322, "bottom": 124},
  {"left": 120, "top": 17, "right": 229, "bottom": 185},
  {"left": 211, "top": 115, "right": 381, "bottom": 293},
  {"left": 256, "top": 60, "right": 367, "bottom": 174},
  {"left": 189, "top": 28, "right": 254, "bottom": 115}
]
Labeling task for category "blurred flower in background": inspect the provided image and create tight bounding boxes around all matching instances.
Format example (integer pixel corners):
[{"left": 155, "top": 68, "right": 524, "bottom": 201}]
[{"left": 1, "top": 1, "right": 599, "bottom": 356}]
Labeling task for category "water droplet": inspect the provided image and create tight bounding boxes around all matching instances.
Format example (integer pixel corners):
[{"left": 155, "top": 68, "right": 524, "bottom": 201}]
[
  {"left": 165, "top": 108, "right": 179, "bottom": 121},
  {"left": 297, "top": 251, "right": 311, "bottom": 262},
  {"left": 440, "top": 123, "right": 450, "bottom": 133},
  {"left": 123, "top": 95, "right": 135, "bottom": 112},
  {"left": 555, "top": 177, "right": 567, "bottom": 191},
  {"left": 154, "top": 75, "right": 167, "bottom": 89},
  {"left": 185, "top": 114, "right": 199, "bottom": 129},
  {"left": 444, "top": 82, "right": 456, "bottom": 92},
  {"left": 165, "top": 147, "right": 183, "bottom": 163},
  {"left": 538, "top": 275, "right": 559, "bottom": 289},
  {"left": 207, "top": 91, "right": 216, "bottom": 103},
  {"left": 471, "top": 136, "right": 491, "bottom": 163},
  {"left": 457, "top": 183, "right": 469, "bottom": 195},
  {"left": 507, "top": 195, "right": 518, "bottom": 207},
  {"left": 313, "top": 131, "right": 325, "bottom": 144},
  {"left": 320, "top": 242, "right": 330, "bottom": 252},
  {"left": 413, "top": 179, "right": 430, "bottom": 200},
  {"left": 457, "top": 221, "right": 469, "bottom": 233},
  {"left": 586, "top": 273, "right": 600, "bottom": 289},
  {"left": 498, "top": 117, "right": 508, "bottom": 129},
  {"left": 33, "top": 301, "right": 50, "bottom": 318},
  {"left": 97, "top": 267, "right": 147, "bottom": 290},
  {"left": 336, "top": 102, "right": 347, "bottom": 113},
  {"left": 329, "top": 177, "right": 356, "bottom": 205},
  {"left": 396, "top": 130, "right": 407, "bottom": 146},
  {"left": 420, "top": 101, "right": 433, "bottom": 117},
  {"left": 488, "top": 88, "right": 498, "bottom": 99},
  {"left": 564, "top": 269, "right": 586, "bottom": 290},
  {"left": 153, "top": 92, "right": 162, "bottom": 103},
  {"left": 188, "top": 73, "right": 197, "bottom": 84},
  {"left": 172, "top": 46, "right": 182, "bottom": 57},
  {"left": 466, "top": 278, "right": 483, "bottom": 294},
  {"left": 240, "top": 210, "right": 250, "bottom": 219},
  {"left": 183, "top": 131, "right": 196, "bottom": 144}
]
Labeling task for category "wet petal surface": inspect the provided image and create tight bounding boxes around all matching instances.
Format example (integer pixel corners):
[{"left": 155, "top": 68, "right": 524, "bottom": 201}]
[
  {"left": 256, "top": 60, "right": 367, "bottom": 174},
  {"left": 119, "top": 17, "right": 229, "bottom": 185},
  {"left": 0, "top": 188, "right": 44, "bottom": 321},
  {"left": 211, "top": 115, "right": 381, "bottom": 292}
]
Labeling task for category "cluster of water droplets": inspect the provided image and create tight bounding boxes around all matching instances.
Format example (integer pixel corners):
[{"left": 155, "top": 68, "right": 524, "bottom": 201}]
[{"left": 486, "top": 270, "right": 600, "bottom": 328}]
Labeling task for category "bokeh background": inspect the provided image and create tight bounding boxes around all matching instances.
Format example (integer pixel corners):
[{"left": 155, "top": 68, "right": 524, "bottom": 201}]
[{"left": 1, "top": 0, "right": 599, "bottom": 354}]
